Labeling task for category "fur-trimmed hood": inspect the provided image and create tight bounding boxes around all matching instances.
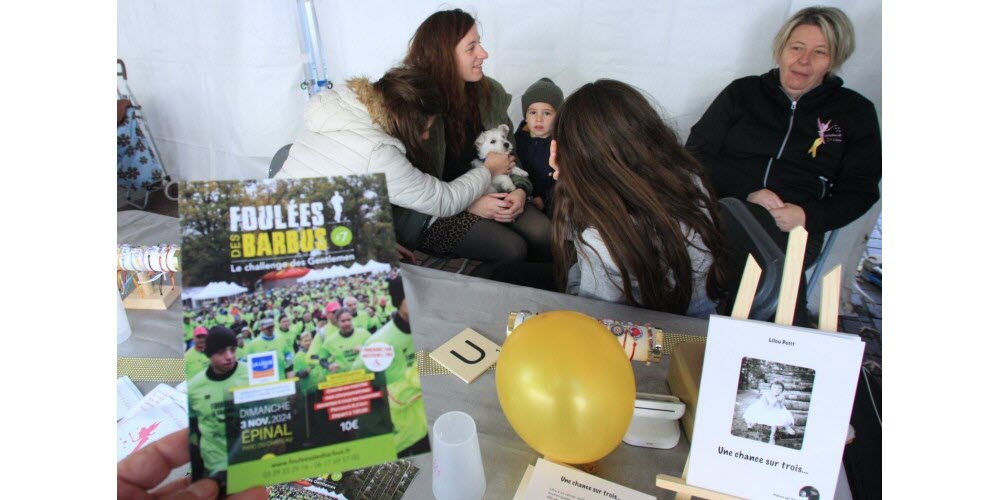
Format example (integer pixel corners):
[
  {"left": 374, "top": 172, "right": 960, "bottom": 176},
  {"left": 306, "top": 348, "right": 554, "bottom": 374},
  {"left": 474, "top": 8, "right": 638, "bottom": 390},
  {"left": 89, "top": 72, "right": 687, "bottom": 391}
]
[
  {"left": 279, "top": 75, "right": 505, "bottom": 248},
  {"left": 302, "top": 77, "right": 391, "bottom": 134}
]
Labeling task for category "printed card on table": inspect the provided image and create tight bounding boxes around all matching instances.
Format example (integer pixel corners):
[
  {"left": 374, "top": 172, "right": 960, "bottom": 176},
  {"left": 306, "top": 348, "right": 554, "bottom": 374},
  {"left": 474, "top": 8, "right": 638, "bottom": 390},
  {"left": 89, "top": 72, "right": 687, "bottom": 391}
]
[
  {"left": 117, "top": 376, "right": 143, "bottom": 421},
  {"left": 179, "top": 175, "right": 429, "bottom": 494},
  {"left": 117, "top": 394, "right": 188, "bottom": 461},
  {"left": 521, "top": 458, "right": 654, "bottom": 500},
  {"left": 685, "top": 315, "right": 863, "bottom": 499}
]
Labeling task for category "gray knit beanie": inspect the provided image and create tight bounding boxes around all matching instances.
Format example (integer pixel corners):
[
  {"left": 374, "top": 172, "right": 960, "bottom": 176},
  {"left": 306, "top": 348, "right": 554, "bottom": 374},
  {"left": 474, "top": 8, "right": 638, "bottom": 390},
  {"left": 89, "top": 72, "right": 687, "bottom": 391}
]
[{"left": 521, "top": 78, "right": 564, "bottom": 117}]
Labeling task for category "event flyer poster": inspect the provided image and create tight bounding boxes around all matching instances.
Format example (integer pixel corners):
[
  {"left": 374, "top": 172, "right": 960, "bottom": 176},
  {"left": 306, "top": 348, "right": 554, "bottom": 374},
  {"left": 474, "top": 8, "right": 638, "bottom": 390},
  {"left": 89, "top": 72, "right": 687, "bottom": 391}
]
[
  {"left": 686, "top": 316, "right": 863, "bottom": 500},
  {"left": 179, "top": 175, "right": 429, "bottom": 493}
]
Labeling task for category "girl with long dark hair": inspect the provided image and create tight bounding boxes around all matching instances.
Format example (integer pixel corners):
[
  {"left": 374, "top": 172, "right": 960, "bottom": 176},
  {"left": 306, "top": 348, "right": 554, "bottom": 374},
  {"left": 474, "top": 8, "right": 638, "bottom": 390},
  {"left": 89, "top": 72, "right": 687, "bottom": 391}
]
[{"left": 550, "top": 80, "right": 726, "bottom": 317}]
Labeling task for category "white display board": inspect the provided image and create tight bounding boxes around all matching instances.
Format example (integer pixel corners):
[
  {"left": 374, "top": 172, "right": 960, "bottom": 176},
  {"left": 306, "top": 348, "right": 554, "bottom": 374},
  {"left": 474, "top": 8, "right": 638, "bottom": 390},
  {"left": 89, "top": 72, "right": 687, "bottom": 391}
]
[{"left": 686, "top": 315, "right": 864, "bottom": 499}]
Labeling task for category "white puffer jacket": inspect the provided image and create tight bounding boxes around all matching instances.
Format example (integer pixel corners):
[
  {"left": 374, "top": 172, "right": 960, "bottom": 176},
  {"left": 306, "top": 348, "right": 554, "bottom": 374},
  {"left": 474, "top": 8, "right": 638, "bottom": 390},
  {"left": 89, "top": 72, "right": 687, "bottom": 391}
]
[{"left": 278, "top": 78, "right": 491, "bottom": 244}]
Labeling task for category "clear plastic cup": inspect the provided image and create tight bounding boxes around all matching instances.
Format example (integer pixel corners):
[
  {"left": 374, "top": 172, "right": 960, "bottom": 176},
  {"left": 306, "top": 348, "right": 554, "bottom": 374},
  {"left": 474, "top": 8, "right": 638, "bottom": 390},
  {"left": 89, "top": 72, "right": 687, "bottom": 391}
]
[
  {"left": 117, "top": 289, "right": 132, "bottom": 344},
  {"left": 432, "top": 411, "right": 486, "bottom": 500}
]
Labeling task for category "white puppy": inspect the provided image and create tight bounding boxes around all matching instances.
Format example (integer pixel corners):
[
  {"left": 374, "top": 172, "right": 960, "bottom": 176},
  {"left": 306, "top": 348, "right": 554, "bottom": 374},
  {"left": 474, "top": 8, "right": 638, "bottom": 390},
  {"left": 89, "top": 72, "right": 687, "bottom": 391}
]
[{"left": 472, "top": 124, "right": 529, "bottom": 193}]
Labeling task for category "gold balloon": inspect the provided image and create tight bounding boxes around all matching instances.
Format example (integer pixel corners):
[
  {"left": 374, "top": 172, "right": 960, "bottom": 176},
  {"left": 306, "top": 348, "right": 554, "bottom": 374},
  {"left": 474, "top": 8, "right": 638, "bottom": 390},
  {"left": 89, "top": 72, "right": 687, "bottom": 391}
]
[{"left": 496, "top": 310, "right": 636, "bottom": 464}]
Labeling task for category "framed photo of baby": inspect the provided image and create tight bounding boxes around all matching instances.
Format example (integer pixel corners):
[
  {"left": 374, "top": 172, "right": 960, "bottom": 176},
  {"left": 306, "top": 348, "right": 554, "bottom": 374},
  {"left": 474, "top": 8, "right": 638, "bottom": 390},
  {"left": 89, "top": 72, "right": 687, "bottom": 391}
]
[{"left": 730, "top": 357, "right": 815, "bottom": 450}]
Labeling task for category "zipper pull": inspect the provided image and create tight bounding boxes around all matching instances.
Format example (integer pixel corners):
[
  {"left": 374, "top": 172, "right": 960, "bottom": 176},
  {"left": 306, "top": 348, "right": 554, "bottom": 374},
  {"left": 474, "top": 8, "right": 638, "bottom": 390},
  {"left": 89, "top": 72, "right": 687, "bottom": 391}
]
[{"left": 791, "top": 100, "right": 797, "bottom": 111}]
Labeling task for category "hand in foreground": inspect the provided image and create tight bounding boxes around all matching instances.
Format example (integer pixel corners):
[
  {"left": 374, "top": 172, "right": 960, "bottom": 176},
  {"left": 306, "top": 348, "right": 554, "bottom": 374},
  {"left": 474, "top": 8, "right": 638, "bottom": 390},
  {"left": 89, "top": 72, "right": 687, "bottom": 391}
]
[
  {"left": 747, "top": 189, "right": 784, "bottom": 210},
  {"left": 769, "top": 204, "right": 806, "bottom": 232},
  {"left": 495, "top": 188, "right": 526, "bottom": 223},
  {"left": 395, "top": 244, "right": 417, "bottom": 264},
  {"left": 483, "top": 152, "right": 516, "bottom": 176},
  {"left": 117, "top": 428, "right": 267, "bottom": 500},
  {"left": 468, "top": 193, "right": 512, "bottom": 220}
]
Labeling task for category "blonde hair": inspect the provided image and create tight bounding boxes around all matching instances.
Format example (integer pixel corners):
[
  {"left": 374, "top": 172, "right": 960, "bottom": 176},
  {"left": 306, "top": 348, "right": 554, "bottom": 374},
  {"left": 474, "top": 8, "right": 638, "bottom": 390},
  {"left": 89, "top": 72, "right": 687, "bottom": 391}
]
[{"left": 772, "top": 6, "right": 855, "bottom": 72}]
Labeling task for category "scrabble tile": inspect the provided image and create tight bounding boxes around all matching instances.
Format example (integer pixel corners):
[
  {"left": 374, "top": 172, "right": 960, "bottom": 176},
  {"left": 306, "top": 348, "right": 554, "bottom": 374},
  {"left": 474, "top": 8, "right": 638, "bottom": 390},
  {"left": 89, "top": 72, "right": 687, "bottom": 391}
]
[{"left": 429, "top": 328, "right": 501, "bottom": 383}]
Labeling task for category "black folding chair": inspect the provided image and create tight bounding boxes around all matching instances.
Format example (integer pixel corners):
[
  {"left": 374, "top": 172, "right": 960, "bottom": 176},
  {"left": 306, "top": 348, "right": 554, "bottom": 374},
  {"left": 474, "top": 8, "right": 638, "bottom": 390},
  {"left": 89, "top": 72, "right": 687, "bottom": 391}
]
[
  {"left": 269, "top": 144, "right": 293, "bottom": 178},
  {"left": 716, "top": 197, "right": 785, "bottom": 320}
]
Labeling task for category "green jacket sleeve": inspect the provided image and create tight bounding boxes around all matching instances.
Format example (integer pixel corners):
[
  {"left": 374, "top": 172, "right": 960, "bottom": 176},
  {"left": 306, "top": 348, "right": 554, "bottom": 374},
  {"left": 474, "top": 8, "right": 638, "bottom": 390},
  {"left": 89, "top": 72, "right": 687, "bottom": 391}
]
[{"left": 484, "top": 77, "right": 533, "bottom": 195}]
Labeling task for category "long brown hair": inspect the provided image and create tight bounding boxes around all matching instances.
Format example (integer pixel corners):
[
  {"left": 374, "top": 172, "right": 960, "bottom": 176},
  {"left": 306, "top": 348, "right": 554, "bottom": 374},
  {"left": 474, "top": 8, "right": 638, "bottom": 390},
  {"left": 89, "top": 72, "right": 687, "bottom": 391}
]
[
  {"left": 404, "top": 9, "right": 490, "bottom": 154},
  {"left": 370, "top": 66, "right": 442, "bottom": 171},
  {"left": 551, "top": 80, "right": 726, "bottom": 314}
]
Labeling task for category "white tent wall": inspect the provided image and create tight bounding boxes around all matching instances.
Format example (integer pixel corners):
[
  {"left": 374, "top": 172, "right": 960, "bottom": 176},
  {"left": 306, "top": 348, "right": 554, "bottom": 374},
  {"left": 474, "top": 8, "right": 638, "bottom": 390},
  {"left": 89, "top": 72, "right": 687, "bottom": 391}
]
[
  {"left": 117, "top": 0, "right": 881, "bottom": 181},
  {"left": 118, "top": 0, "right": 881, "bottom": 313},
  {"left": 117, "top": 0, "right": 306, "bottom": 181}
]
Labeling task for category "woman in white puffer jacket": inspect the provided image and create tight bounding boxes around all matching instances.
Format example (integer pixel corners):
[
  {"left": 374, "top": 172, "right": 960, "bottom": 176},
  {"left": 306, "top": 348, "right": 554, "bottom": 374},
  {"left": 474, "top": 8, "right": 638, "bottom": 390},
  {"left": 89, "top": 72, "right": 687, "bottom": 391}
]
[{"left": 278, "top": 66, "right": 513, "bottom": 253}]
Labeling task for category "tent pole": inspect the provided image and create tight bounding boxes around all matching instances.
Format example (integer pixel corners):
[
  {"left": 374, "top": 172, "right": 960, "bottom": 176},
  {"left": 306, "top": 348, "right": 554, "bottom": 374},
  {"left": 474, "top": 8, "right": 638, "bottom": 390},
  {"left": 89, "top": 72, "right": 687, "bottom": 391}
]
[{"left": 295, "top": 0, "right": 331, "bottom": 97}]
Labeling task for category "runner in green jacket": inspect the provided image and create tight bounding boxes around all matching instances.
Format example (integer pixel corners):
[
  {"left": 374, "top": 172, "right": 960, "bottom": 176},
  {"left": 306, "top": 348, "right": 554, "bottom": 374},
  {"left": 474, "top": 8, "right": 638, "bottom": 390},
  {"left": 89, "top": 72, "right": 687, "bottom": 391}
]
[
  {"left": 188, "top": 326, "right": 249, "bottom": 480},
  {"left": 182, "top": 316, "right": 195, "bottom": 349},
  {"left": 292, "top": 330, "right": 327, "bottom": 394},
  {"left": 319, "top": 308, "right": 371, "bottom": 370},
  {"left": 350, "top": 277, "right": 427, "bottom": 454},
  {"left": 235, "top": 327, "right": 251, "bottom": 362},
  {"left": 274, "top": 315, "right": 302, "bottom": 351},
  {"left": 184, "top": 326, "right": 210, "bottom": 379},
  {"left": 246, "top": 318, "right": 293, "bottom": 379}
]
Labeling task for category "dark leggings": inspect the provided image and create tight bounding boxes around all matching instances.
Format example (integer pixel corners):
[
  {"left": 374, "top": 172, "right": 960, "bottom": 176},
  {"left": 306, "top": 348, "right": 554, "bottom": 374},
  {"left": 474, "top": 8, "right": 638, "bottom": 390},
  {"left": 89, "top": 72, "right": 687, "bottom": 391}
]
[{"left": 455, "top": 204, "right": 552, "bottom": 264}]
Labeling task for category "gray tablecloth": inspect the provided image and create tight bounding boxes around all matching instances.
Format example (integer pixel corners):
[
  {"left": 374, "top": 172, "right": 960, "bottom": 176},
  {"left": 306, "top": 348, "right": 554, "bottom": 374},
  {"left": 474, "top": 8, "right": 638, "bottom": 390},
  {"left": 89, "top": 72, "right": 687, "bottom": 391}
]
[
  {"left": 402, "top": 264, "right": 708, "bottom": 499},
  {"left": 117, "top": 211, "right": 851, "bottom": 499}
]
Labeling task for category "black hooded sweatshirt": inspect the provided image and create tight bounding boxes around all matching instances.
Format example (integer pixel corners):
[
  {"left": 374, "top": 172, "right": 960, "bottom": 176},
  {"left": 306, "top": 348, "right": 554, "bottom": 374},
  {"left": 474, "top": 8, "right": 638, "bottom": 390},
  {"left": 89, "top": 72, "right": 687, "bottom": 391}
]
[{"left": 686, "top": 69, "right": 881, "bottom": 235}]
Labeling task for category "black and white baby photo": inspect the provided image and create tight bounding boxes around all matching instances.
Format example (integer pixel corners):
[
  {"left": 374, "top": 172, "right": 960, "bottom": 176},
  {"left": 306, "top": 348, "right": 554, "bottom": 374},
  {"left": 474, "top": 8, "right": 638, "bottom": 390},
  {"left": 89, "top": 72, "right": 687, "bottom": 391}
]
[{"left": 730, "top": 357, "right": 815, "bottom": 450}]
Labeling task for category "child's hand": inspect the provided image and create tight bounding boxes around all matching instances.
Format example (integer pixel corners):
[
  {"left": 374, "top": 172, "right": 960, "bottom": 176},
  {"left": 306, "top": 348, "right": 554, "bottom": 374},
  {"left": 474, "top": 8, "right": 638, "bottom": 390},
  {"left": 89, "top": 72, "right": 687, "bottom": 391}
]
[
  {"left": 549, "top": 140, "right": 560, "bottom": 180},
  {"left": 530, "top": 197, "right": 545, "bottom": 211}
]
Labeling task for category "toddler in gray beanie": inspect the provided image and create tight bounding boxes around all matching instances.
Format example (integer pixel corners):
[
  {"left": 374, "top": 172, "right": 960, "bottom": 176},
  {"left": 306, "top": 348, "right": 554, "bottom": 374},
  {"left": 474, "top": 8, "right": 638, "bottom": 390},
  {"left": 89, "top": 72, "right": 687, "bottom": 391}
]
[
  {"left": 516, "top": 78, "right": 564, "bottom": 213},
  {"left": 520, "top": 77, "right": 563, "bottom": 138}
]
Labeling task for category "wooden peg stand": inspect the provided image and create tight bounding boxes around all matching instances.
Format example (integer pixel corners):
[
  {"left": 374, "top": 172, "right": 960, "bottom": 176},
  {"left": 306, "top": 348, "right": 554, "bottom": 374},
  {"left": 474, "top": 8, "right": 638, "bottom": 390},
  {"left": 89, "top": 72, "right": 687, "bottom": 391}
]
[{"left": 121, "top": 271, "right": 180, "bottom": 310}]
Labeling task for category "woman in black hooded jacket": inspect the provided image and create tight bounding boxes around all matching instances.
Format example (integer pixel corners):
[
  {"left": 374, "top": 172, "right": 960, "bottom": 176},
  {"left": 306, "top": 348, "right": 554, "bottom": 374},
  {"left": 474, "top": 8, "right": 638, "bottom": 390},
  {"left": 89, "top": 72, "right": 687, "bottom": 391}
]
[{"left": 686, "top": 6, "right": 881, "bottom": 323}]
